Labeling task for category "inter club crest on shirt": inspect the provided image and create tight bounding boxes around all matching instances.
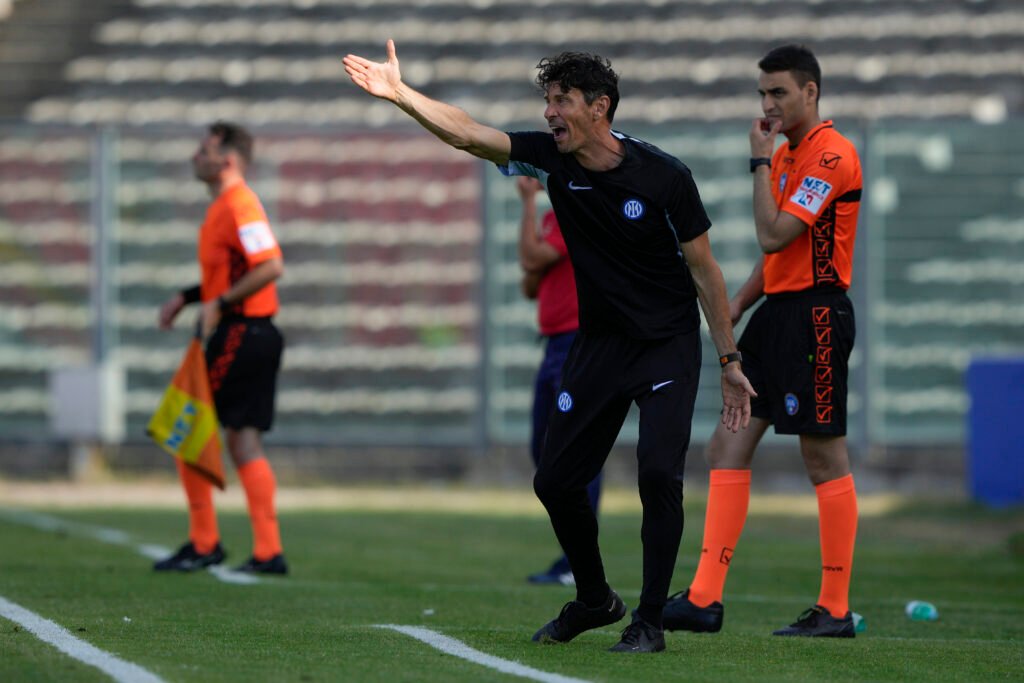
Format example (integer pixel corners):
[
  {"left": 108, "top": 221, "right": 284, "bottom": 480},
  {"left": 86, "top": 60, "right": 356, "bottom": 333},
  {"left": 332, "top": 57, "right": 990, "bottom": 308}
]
[{"left": 622, "top": 198, "right": 645, "bottom": 220}]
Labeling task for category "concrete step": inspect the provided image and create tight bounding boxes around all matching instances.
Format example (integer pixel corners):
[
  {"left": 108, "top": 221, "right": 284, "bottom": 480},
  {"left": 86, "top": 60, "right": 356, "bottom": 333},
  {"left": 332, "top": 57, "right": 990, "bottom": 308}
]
[{"left": 0, "top": 0, "right": 134, "bottom": 120}]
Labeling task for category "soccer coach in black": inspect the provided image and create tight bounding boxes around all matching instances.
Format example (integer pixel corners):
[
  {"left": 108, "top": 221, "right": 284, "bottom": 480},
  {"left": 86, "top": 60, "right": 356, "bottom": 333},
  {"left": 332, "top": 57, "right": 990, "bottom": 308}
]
[{"left": 344, "top": 41, "right": 755, "bottom": 653}]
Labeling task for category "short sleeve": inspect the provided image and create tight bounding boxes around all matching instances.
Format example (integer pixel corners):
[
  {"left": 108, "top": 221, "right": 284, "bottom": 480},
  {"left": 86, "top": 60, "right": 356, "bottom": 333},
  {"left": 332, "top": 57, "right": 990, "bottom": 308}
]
[
  {"left": 497, "top": 131, "right": 559, "bottom": 183},
  {"left": 231, "top": 194, "right": 281, "bottom": 265},
  {"left": 666, "top": 166, "right": 712, "bottom": 243},
  {"left": 782, "top": 150, "right": 857, "bottom": 225}
]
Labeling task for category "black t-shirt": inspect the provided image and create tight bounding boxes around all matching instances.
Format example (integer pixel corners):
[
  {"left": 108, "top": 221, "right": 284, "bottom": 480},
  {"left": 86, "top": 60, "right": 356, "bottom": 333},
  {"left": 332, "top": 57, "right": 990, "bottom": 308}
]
[{"left": 502, "top": 131, "right": 711, "bottom": 339}]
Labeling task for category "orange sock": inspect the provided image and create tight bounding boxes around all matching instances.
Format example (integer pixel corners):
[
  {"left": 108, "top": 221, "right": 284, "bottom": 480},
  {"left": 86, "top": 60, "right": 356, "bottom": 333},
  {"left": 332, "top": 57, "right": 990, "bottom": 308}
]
[
  {"left": 176, "top": 459, "right": 219, "bottom": 554},
  {"left": 238, "top": 458, "right": 282, "bottom": 560},
  {"left": 815, "top": 474, "right": 858, "bottom": 617},
  {"left": 688, "top": 469, "right": 751, "bottom": 607}
]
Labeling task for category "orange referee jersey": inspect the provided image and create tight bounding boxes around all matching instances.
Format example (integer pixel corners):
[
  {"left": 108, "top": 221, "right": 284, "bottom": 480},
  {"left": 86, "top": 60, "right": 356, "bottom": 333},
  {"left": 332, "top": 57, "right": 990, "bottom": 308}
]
[
  {"left": 763, "top": 121, "right": 862, "bottom": 294},
  {"left": 198, "top": 182, "right": 282, "bottom": 317}
]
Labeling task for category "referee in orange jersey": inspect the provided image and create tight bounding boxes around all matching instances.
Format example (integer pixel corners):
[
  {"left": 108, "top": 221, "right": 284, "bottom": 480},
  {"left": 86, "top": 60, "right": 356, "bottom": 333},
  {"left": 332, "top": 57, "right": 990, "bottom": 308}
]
[
  {"left": 155, "top": 121, "right": 288, "bottom": 575},
  {"left": 664, "top": 45, "right": 862, "bottom": 637}
]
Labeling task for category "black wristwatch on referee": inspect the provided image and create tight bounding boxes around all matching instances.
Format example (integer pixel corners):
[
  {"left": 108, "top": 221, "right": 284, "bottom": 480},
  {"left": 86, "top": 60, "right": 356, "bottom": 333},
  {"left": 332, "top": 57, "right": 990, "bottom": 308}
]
[
  {"left": 719, "top": 351, "right": 742, "bottom": 368},
  {"left": 749, "top": 157, "right": 771, "bottom": 173}
]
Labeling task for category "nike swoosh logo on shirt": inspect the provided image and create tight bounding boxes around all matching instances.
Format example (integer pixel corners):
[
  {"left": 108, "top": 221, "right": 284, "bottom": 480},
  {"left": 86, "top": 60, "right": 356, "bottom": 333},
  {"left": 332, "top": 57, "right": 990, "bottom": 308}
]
[
  {"left": 652, "top": 380, "right": 675, "bottom": 392},
  {"left": 568, "top": 181, "right": 592, "bottom": 190}
]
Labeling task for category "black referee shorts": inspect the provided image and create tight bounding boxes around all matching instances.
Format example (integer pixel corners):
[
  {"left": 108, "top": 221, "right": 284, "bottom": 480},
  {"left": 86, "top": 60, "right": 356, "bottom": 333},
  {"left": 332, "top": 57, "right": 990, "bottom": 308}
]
[
  {"left": 205, "top": 316, "right": 284, "bottom": 432},
  {"left": 739, "top": 289, "right": 855, "bottom": 436}
]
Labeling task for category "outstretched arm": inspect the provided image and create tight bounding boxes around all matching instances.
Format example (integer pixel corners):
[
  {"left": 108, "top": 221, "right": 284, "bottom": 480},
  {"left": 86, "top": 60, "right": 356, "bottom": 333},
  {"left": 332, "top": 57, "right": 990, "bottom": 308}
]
[
  {"left": 344, "top": 40, "right": 511, "bottom": 165},
  {"left": 681, "top": 233, "right": 757, "bottom": 432}
]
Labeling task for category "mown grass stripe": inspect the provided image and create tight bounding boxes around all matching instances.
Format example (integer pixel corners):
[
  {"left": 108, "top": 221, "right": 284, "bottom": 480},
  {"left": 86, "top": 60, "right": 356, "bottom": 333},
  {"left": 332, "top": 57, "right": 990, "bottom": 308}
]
[
  {"left": 377, "top": 624, "right": 594, "bottom": 683},
  {"left": 0, "top": 508, "right": 260, "bottom": 585}
]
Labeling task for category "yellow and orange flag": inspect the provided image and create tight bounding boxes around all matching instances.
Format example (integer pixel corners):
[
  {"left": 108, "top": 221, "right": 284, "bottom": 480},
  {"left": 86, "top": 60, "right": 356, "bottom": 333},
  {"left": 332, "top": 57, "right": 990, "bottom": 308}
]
[{"left": 147, "top": 324, "right": 225, "bottom": 489}]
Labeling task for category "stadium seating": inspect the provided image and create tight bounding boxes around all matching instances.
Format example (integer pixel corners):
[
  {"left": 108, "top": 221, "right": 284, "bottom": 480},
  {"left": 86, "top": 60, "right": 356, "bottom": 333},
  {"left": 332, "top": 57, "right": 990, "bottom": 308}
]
[
  {"left": 0, "top": 0, "right": 1022, "bottom": 451},
  {"left": 12, "top": 0, "right": 1024, "bottom": 127}
]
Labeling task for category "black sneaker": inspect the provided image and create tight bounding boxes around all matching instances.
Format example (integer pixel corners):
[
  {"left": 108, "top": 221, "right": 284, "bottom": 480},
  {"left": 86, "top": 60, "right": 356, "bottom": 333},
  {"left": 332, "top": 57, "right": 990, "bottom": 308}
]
[
  {"left": 531, "top": 590, "right": 627, "bottom": 643},
  {"left": 662, "top": 589, "right": 724, "bottom": 633},
  {"left": 234, "top": 554, "right": 288, "bottom": 575},
  {"left": 772, "top": 605, "right": 855, "bottom": 638},
  {"left": 527, "top": 556, "right": 575, "bottom": 586},
  {"left": 153, "top": 542, "right": 225, "bottom": 572},
  {"left": 608, "top": 612, "right": 666, "bottom": 653}
]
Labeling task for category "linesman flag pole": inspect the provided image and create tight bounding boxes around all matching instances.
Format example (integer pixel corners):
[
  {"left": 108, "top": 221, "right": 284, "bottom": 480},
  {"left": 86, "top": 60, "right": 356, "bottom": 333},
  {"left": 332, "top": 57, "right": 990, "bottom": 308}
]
[{"left": 147, "top": 318, "right": 225, "bottom": 489}]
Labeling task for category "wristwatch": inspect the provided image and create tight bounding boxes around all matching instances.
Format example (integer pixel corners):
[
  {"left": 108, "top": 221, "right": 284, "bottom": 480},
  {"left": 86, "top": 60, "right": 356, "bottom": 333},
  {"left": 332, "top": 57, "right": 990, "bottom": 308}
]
[
  {"left": 719, "top": 351, "right": 743, "bottom": 368},
  {"left": 749, "top": 157, "right": 771, "bottom": 173}
]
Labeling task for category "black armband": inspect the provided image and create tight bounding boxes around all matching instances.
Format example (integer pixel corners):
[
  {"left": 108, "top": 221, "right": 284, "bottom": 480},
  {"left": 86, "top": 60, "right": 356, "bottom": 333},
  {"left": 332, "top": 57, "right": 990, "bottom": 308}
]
[{"left": 180, "top": 285, "right": 201, "bottom": 304}]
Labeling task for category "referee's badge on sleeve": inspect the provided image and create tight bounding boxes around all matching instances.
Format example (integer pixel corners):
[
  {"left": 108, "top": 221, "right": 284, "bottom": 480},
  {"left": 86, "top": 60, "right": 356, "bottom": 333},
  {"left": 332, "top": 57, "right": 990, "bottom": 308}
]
[
  {"left": 238, "top": 221, "right": 277, "bottom": 254},
  {"left": 789, "top": 176, "right": 833, "bottom": 215}
]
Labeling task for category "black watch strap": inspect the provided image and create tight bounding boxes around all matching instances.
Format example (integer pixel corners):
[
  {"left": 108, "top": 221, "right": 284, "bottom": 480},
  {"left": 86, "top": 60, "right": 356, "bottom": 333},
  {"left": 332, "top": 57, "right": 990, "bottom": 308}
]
[
  {"left": 719, "top": 351, "right": 743, "bottom": 368},
  {"left": 749, "top": 157, "right": 772, "bottom": 173}
]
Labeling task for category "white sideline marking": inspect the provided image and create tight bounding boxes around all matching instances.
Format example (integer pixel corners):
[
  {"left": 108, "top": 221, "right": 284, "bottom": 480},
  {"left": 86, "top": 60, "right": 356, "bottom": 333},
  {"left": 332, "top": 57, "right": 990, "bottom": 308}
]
[
  {"left": 376, "top": 625, "right": 593, "bottom": 683},
  {"left": 0, "top": 595, "right": 166, "bottom": 683},
  {"left": 0, "top": 509, "right": 259, "bottom": 585}
]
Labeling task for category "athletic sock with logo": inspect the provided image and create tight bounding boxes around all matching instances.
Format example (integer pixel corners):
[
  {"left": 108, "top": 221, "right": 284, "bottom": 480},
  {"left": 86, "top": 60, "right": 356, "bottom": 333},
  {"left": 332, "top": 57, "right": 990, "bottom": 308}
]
[
  {"left": 176, "top": 458, "right": 219, "bottom": 554},
  {"left": 238, "top": 457, "right": 283, "bottom": 561},
  {"left": 688, "top": 469, "right": 751, "bottom": 607},
  {"left": 815, "top": 473, "right": 858, "bottom": 616}
]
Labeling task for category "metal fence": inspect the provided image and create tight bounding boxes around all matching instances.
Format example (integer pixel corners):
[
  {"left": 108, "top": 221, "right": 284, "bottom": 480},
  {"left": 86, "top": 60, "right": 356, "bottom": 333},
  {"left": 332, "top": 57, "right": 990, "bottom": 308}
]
[{"left": 1, "top": 121, "right": 1021, "bottom": 454}]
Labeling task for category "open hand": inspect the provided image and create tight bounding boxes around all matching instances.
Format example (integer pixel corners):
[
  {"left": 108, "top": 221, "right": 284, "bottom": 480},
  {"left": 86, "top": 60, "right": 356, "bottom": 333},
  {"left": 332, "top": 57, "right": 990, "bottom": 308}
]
[
  {"left": 720, "top": 364, "right": 757, "bottom": 432},
  {"left": 158, "top": 293, "right": 185, "bottom": 330},
  {"left": 343, "top": 39, "right": 402, "bottom": 101}
]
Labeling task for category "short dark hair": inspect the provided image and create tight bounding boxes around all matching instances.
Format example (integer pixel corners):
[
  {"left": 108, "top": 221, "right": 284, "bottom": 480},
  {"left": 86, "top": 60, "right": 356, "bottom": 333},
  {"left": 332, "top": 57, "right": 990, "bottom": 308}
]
[
  {"left": 758, "top": 44, "right": 821, "bottom": 102},
  {"left": 535, "top": 52, "right": 620, "bottom": 123},
  {"left": 209, "top": 120, "right": 254, "bottom": 165}
]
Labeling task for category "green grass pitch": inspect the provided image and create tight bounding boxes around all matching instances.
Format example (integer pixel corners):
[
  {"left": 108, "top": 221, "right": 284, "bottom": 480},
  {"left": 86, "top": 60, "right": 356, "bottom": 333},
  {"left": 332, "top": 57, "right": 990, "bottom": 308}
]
[{"left": 1, "top": 487, "right": 1021, "bottom": 682}]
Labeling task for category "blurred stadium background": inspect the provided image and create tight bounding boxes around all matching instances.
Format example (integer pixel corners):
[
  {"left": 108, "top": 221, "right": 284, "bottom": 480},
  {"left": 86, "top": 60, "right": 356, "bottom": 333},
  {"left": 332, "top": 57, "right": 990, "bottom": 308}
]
[{"left": 0, "top": 0, "right": 1022, "bottom": 495}]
